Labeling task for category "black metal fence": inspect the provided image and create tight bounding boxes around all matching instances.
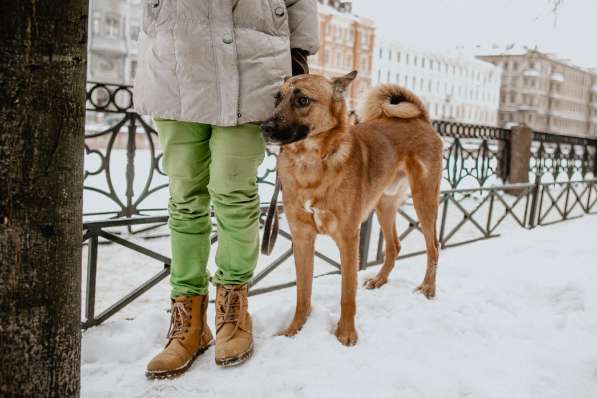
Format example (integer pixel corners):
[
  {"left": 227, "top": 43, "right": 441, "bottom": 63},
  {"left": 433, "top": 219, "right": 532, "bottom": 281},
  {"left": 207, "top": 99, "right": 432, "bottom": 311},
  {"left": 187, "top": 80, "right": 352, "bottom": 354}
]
[{"left": 81, "top": 82, "right": 597, "bottom": 328}]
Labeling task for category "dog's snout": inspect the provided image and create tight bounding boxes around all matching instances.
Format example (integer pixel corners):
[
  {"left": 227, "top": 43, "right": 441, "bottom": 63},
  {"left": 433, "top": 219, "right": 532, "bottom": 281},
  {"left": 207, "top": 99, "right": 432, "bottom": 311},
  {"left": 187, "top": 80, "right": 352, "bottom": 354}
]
[{"left": 261, "top": 119, "right": 277, "bottom": 137}]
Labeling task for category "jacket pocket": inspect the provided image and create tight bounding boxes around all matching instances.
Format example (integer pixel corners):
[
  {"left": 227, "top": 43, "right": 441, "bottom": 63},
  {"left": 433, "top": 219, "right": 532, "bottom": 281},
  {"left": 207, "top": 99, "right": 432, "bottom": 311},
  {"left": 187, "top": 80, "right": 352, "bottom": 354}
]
[
  {"left": 142, "top": 0, "right": 163, "bottom": 36},
  {"left": 268, "top": 0, "right": 290, "bottom": 37}
]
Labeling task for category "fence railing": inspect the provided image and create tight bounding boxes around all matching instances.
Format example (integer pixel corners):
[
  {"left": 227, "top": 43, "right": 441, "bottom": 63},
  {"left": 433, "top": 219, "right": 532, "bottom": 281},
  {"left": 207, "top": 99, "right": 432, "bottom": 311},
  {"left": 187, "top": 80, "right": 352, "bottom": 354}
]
[{"left": 81, "top": 82, "right": 597, "bottom": 329}]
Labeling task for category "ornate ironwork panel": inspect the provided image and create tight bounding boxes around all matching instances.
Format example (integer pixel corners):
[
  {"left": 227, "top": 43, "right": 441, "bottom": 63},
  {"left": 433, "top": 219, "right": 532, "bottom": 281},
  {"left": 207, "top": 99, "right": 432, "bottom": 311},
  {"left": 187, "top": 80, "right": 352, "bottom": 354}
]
[
  {"left": 530, "top": 131, "right": 597, "bottom": 182},
  {"left": 432, "top": 120, "right": 511, "bottom": 188}
]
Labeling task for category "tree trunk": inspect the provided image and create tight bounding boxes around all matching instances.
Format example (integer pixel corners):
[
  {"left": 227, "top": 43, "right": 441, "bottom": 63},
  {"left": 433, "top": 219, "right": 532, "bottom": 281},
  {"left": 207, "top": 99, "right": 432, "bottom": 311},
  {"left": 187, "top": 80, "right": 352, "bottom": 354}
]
[{"left": 0, "top": 1, "right": 88, "bottom": 396}]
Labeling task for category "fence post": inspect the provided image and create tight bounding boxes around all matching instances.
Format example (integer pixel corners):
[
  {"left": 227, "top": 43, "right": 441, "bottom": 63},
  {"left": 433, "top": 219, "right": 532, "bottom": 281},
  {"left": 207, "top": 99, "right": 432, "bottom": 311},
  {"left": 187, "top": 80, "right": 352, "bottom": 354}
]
[
  {"left": 527, "top": 173, "right": 541, "bottom": 228},
  {"left": 506, "top": 124, "right": 534, "bottom": 195},
  {"left": 125, "top": 114, "right": 137, "bottom": 220},
  {"left": 85, "top": 232, "right": 99, "bottom": 327},
  {"left": 358, "top": 213, "right": 373, "bottom": 270},
  {"left": 593, "top": 144, "right": 597, "bottom": 177},
  {"left": 527, "top": 141, "right": 544, "bottom": 228}
]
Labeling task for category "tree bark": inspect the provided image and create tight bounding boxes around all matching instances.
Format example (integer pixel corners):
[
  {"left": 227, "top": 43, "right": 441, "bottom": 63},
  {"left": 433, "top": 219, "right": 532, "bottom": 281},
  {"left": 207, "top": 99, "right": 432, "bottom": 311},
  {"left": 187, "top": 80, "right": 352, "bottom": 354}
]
[{"left": 0, "top": 1, "right": 88, "bottom": 397}]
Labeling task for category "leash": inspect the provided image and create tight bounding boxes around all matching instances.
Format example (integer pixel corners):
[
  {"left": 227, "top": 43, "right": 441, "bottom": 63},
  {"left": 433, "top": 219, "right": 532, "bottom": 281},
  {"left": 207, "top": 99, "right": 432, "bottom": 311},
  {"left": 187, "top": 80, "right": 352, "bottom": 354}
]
[
  {"left": 261, "top": 50, "right": 309, "bottom": 256},
  {"left": 261, "top": 172, "right": 281, "bottom": 256}
]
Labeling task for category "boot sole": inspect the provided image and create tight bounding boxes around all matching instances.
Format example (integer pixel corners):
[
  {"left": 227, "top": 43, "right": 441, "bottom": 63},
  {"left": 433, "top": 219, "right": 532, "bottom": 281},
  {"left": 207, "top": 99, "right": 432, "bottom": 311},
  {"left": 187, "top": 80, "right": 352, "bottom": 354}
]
[
  {"left": 145, "top": 340, "right": 214, "bottom": 380},
  {"left": 215, "top": 342, "right": 254, "bottom": 368}
]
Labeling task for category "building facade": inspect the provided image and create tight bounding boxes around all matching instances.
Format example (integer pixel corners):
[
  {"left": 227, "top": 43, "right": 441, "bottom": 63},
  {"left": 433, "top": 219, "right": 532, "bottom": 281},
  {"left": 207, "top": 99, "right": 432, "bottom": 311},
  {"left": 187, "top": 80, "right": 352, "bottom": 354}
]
[
  {"left": 88, "top": 0, "right": 140, "bottom": 85},
  {"left": 478, "top": 50, "right": 597, "bottom": 138},
  {"left": 373, "top": 40, "right": 502, "bottom": 126},
  {"left": 308, "top": 0, "right": 375, "bottom": 110}
]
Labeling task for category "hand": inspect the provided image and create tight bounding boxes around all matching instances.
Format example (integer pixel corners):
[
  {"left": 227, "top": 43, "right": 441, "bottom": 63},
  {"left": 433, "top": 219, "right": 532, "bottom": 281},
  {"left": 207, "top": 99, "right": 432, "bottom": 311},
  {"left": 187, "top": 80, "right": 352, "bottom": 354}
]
[{"left": 291, "top": 48, "right": 310, "bottom": 76}]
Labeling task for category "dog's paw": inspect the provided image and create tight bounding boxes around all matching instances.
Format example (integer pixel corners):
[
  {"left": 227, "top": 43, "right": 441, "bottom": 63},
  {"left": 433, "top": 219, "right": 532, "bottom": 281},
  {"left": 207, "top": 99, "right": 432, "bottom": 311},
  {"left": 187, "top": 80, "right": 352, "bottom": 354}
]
[
  {"left": 275, "top": 319, "right": 306, "bottom": 337},
  {"left": 415, "top": 283, "right": 436, "bottom": 299},
  {"left": 335, "top": 324, "right": 358, "bottom": 346},
  {"left": 275, "top": 325, "right": 301, "bottom": 337},
  {"left": 363, "top": 275, "right": 388, "bottom": 289}
]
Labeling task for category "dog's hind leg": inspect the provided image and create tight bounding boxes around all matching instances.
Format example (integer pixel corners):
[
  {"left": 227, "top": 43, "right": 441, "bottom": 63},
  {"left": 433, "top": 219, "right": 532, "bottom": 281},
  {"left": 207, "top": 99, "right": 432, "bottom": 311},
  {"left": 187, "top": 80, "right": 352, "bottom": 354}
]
[
  {"left": 277, "top": 224, "right": 316, "bottom": 337},
  {"left": 364, "top": 195, "right": 401, "bottom": 289},
  {"left": 407, "top": 157, "right": 441, "bottom": 299}
]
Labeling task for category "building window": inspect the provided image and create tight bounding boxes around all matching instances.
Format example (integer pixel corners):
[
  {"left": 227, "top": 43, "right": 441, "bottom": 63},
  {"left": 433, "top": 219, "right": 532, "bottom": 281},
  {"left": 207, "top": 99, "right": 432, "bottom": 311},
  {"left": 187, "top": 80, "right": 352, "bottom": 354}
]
[
  {"left": 388, "top": 50, "right": 392, "bottom": 61},
  {"left": 377, "top": 70, "right": 381, "bottom": 83},
  {"left": 395, "top": 73, "right": 400, "bottom": 83},
  {"left": 406, "top": 53, "right": 409, "bottom": 65},
  {"left": 324, "top": 49, "right": 331, "bottom": 65},
  {"left": 130, "top": 21, "right": 140, "bottom": 41},
  {"left": 130, "top": 60, "right": 138, "bottom": 79},
  {"left": 345, "top": 54, "right": 352, "bottom": 68},
  {"left": 336, "top": 51, "right": 342, "bottom": 66},
  {"left": 105, "top": 14, "right": 121, "bottom": 38},
  {"left": 379, "top": 48, "right": 383, "bottom": 59},
  {"left": 361, "top": 56, "right": 368, "bottom": 72},
  {"left": 326, "top": 24, "right": 332, "bottom": 36},
  {"left": 91, "top": 11, "right": 101, "bottom": 36},
  {"left": 396, "top": 52, "right": 401, "bottom": 63},
  {"left": 387, "top": 71, "right": 391, "bottom": 82}
]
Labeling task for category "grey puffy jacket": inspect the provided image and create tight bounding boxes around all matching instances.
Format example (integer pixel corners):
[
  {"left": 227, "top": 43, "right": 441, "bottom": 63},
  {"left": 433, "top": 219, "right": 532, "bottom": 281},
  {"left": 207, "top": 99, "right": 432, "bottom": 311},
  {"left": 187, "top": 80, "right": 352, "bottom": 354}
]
[{"left": 133, "top": 0, "right": 320, "bottom": 126}]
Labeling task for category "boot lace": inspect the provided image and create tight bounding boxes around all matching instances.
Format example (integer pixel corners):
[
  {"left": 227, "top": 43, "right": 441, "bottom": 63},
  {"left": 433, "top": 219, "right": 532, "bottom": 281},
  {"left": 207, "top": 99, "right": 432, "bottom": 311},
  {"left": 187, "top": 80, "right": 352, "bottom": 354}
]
[
  {"left": 216, "top": 286, "right": 248, "bottom": 342},
  {"left": 166, "top": 301, "right": 191, "bottom": 340}
]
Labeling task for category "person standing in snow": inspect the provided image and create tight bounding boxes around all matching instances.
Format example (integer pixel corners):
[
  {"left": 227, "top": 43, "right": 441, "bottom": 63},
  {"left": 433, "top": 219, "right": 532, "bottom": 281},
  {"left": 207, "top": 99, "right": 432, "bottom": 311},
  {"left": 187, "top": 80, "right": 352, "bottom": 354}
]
[{"left": 133, "top": 0, "right": 319, "bottom": 378}]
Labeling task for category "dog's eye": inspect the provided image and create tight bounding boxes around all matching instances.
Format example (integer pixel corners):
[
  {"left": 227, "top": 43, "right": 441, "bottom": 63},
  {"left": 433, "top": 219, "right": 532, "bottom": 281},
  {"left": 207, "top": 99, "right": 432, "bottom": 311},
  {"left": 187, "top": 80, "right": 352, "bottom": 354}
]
[
  {"left": 296, "top": 96, "right": 311, "bottom": 107},
  {"left": 274, "top": 93, "right": 282, "bottom": 106}
]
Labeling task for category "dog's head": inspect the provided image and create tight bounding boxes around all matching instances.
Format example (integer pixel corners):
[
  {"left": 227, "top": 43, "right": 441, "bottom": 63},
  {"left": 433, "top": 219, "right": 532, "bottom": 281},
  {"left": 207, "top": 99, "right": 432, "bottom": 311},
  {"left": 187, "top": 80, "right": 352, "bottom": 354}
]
[{"left": 261, "top": 71, "right": 358, "bottom": 146}]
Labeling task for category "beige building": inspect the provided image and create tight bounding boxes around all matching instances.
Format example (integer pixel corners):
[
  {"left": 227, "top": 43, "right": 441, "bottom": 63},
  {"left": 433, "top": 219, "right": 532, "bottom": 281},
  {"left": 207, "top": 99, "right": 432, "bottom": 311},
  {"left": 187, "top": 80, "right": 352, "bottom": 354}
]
[
  {"left": 308, "top": 0, "right": 375, "bottom": 110},
  {"left": 88, "top": 0, "right": 140, "bottom": 85},
  {"left": 478, "top": 49, "right": 597, "bottom": 138}
]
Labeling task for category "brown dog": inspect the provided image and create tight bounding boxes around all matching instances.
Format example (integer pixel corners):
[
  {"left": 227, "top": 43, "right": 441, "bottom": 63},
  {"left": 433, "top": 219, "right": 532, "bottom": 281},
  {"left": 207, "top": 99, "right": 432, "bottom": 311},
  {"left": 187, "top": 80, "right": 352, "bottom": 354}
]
[{"left": 260, "top": 71, "right": 443, "bottom": 346}]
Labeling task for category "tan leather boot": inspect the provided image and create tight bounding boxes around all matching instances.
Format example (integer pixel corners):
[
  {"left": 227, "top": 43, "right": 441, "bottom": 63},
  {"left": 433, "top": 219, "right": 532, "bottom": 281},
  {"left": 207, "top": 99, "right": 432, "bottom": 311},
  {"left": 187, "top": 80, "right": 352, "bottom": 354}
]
[
  {"left": 214, "top": 284, "right": 254, "bottom": 367},
  {"left": 145, "top": 295, "right": 214, "bottom": 379}
]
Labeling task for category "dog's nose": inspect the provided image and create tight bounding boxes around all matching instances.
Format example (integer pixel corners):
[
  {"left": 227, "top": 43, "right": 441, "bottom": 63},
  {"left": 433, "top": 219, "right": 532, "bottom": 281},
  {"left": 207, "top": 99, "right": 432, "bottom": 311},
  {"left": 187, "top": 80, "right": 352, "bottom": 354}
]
[{"left": 261, "top": 119, "right": 276, "bottom": 138}]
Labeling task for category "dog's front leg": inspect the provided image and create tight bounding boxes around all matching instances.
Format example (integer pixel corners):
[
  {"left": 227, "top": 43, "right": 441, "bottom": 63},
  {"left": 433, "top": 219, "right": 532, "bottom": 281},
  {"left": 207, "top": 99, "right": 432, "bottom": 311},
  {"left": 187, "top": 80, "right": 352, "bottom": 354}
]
[
  {"left": 334, "top": 231, "right": 359, "bottom": 346},
  {"left": 277, "top": 225, "right": 316, "bottom": 337}
]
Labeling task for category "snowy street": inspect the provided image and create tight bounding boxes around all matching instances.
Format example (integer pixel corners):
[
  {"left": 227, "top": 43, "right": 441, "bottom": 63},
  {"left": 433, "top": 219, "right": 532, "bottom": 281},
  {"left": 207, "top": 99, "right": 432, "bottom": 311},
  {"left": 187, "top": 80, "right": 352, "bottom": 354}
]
[{"left": 81, "top": 214, "right": 597, "bottom": 398}]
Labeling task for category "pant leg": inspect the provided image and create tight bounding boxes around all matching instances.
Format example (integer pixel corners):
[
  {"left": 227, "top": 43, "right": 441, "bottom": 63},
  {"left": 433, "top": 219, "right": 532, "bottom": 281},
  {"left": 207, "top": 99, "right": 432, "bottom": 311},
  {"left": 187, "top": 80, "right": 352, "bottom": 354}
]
[
  {"left": 154, "top": 118, "right": 212, "bottom": 298},
  {"left": 208, "top": 123, "right": 265, "bottom": 285}
]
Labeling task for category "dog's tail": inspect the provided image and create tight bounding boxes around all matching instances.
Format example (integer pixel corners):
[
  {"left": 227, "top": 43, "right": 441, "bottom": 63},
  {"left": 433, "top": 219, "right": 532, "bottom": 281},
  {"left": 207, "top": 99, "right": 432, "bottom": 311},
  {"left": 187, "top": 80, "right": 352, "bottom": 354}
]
[{"left": 361, "top": 84, "right": 429, "bottom": 123}]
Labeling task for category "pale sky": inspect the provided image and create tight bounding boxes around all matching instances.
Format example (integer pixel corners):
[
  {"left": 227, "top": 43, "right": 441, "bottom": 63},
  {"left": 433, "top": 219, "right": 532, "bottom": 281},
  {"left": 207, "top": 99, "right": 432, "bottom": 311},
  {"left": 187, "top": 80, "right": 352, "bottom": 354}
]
[{"left": 352, "top": 0, "right": 597, "bottom": 69}]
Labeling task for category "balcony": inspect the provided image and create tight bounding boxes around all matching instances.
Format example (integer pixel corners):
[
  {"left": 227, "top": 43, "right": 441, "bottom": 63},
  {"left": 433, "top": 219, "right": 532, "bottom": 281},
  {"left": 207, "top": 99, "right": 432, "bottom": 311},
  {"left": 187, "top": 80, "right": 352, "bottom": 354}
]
[
  {"left": 550, "top": 72, "right": 564, "bottom": 83},
  {"left": 523, "top": 69, "right": 541, "bottom": 77},
  {"left": 89, "top": 36, "right": 127, "bottom": 56}
]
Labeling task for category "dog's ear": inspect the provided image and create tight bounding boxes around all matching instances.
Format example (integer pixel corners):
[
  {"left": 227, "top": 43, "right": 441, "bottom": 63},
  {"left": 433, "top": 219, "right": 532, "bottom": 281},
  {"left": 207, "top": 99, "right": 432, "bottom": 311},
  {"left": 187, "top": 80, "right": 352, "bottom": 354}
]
[
  {"left": 283, "top": 75, "right": 292, "bottom": 82},
  {"left": 332, "top": 70, "right": 358, "bottom": 100}
]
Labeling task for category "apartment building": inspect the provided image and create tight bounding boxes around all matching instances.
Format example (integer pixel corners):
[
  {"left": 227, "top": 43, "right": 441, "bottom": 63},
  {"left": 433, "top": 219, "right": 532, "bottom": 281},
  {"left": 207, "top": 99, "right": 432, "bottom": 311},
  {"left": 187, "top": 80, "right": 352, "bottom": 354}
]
[
  {"left": 478, "top": 49, "right": 597, "bottom": 138},
  {"left": 374, "top": 40, "right": 502, "bottom": 126},
  {"left": 308, "top": 0, "right": 376, "bottom": 110},
  {"left": 88, "top": 0, "right": 140, "bottom": 85}
]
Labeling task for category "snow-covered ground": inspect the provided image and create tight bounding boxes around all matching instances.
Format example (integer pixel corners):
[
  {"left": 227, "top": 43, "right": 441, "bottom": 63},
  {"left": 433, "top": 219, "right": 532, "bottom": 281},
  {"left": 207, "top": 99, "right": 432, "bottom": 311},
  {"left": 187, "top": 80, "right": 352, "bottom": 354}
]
[{"left": 81, "top": 214, "right": 597, "bottom": 398}]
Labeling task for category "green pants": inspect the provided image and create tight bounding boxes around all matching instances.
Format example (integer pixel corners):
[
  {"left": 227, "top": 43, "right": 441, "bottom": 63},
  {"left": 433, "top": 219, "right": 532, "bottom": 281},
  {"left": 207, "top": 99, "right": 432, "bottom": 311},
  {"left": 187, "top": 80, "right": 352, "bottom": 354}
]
[{"left": 155, "top": 119, "right": 265, "bottom": 298}]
